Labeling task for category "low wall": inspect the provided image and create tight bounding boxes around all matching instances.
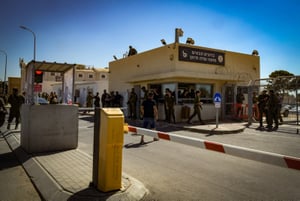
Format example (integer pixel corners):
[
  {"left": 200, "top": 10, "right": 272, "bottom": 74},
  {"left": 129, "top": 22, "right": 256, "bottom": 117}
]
[{"left": 21, "top": 104, "right": 78, "bottom": 153}]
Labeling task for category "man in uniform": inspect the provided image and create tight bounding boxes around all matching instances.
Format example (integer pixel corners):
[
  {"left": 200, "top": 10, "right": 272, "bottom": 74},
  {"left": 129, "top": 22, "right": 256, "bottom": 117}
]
[{"left": 187, "top": 90, "right": 204, "bottom": 124}]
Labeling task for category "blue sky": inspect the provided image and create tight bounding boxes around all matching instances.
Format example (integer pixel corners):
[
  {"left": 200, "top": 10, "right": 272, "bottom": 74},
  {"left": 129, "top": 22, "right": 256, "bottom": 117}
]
[{"left": 0, "top": 0, "right": 299, "bottom": 80}]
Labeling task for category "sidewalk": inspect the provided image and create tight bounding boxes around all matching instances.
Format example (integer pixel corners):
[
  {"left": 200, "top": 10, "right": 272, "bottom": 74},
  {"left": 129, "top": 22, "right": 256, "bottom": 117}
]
[
  {"left": 1, "top": 118, "right": 300, "bottom": 201},
  {"left": 1, "top": 123, "right": 148, "bottom": 201}
]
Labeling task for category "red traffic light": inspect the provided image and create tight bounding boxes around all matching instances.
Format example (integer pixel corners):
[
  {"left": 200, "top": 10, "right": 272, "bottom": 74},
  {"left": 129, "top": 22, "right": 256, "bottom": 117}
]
[{"left": 35, "top": 70, "right": 43, "bottom": 75}]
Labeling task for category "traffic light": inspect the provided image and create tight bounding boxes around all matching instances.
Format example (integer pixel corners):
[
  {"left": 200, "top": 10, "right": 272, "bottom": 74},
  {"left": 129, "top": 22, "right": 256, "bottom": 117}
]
[{"left": 35, "top": 70, "right": 43, "bottom": 83}]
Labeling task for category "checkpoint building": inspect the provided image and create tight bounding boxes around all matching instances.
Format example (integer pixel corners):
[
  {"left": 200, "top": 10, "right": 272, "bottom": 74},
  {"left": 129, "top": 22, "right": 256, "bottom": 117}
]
[{"left": 109, "top": 29, "right": 260, "bottom": 121}]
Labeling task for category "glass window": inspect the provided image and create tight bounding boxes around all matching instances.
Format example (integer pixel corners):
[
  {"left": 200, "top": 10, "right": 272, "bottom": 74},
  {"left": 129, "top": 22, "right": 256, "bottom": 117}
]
[
  {"left": 88, "top": 74, "right": 93, "bottom": 79},
  {"left": 196, "top": 83, "right": 213, "bottom": 103},
  {"left": 78, "top": 74, "right": 83, "bottom": 78}
]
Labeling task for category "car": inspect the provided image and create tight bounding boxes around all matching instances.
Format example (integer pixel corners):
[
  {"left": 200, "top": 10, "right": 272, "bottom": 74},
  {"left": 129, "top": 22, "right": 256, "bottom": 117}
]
[
  {"left": 281, "top": 104, "right": 292, "bottom": 117},
  {"left": 289, "top": 106, "right": 300, "bottom": 114},
  {"left": 35, "top": 97, "right": 49, "bottom": 105}
]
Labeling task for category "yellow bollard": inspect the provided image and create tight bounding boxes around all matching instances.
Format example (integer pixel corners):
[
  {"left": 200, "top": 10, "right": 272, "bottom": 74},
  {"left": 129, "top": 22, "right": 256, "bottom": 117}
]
[
  {"left": 123, "top": 123, "right": 128, "bottom": 134},
  {"left": 97, "top": 108, "right": 124, "bottom": 192}
]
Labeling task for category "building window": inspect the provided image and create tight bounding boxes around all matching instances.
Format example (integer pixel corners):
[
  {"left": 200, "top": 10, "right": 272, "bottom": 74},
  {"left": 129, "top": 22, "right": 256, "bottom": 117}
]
[
  {"left": 51, "top": 72, "right": 55, "bottom": 76},
  {"left": 178, "top": 83, "right": 213, "bottom": 104},
  {"left": 88, "top": 74, "right": 93, "bottom": 79},
  {"left": 78, "top": 74, "right": 83, "bottom": 78},
  {"left": 101, "top": 74, "right": 106, "bottom": 79}
]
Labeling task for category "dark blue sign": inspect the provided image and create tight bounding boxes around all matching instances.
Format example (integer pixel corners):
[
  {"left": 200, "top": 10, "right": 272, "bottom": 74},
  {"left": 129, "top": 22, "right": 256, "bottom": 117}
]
[
  {"left": 214, "top": 92, "right": 222, "bottom": 103},
  {"left": 178, "top": 46, "right": 225, "bottom": 66}
]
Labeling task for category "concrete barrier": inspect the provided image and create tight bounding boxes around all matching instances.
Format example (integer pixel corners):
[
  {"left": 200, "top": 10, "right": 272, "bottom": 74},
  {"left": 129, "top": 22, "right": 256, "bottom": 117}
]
[{"left": 21, "top": 104, "right": 78, "bottom": 153}]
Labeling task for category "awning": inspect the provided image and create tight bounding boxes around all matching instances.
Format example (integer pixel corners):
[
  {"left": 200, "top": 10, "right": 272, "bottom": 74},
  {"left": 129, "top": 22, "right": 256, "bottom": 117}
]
[{"left": 27, "top": 60, "right": 77, "bottom": 72}]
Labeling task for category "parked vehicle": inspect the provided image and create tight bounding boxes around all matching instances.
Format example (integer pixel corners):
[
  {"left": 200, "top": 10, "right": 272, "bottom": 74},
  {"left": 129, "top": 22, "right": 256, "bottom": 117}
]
[
  {"left": 281, "top": 104, "right": 292, "bottom": 117},
  {"left": 289, "top": 106, "right": 300, "bottom": 114},
  {"left": 35, "top": 97, "right": 49, "bottom": 105}
]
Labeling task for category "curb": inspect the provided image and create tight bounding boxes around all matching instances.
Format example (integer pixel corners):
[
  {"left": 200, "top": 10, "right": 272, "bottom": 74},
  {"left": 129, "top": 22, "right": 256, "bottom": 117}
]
[{"left": 128, "top": 125, "right": 300, "bottom": 171}]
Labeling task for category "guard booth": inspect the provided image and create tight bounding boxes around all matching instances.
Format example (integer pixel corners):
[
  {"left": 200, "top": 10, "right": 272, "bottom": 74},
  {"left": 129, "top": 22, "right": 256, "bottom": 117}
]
[{"left": 20, "top": 60, "right": 78, "bottom": 153}]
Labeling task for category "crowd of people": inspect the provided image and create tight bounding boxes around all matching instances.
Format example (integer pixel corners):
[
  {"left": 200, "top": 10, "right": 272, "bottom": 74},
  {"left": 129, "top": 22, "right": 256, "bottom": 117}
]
[{"left": 85, "top": 90, "right": 123, "bottom": 109}]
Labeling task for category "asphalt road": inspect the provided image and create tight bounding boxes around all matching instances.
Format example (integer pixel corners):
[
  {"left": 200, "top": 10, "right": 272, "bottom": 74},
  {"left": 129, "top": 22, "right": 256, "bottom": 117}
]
[{"left": 77, "top": 115, "right": 300, "bottom": 201}]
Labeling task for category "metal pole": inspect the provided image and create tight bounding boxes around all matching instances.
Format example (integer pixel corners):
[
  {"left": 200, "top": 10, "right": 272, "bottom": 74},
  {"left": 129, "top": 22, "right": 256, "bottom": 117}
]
[
  {"left": 20, "top": 26, "right": 36, "bottom": 104},
  {"left": 20, "top": 25, "right": 36, "bottom": 61},
  {"left": 0, "top": 50, "right": 7, "bottom": 95}
]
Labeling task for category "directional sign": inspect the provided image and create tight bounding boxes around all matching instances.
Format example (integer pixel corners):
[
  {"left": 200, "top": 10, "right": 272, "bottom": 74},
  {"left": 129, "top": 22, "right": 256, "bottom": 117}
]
[{"left": 213, "top": 92, "right": 222, "bottom": 103}]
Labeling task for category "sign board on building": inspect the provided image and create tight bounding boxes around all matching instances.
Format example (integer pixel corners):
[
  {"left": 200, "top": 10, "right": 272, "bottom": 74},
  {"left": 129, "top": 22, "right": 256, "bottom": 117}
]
[
  {"left": 34, "top": 84, "right": 42, "bottom": 92},
  {"left": 178, "top": 46, "right": 225, "bottom": 66}
]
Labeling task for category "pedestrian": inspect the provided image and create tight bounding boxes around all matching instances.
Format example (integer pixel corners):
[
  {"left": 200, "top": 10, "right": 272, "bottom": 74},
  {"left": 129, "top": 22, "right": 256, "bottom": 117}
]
[
  {"left": 140, "top": 92, "right": 159, "bottom": 144},
  {"left": 128, "top": 88, "right": 138, "bottom": 119},
  {"left": 114, "top": 91, "right": 123, "bottom": 107},
  {"left": 0, "top": 96, "right": 7, "bottom": 130},
  {"left": 266, "top": 90, "right": 279, "bottom": 131},
  {"left": 252, "top": 91, "right": 259, "bottom": 121},
  {"left": 236, "top": 89, "right": 245, "bottom": 120},
  {"left": 101, "top": 89, "right": 109, "bottom": 108},
  {"left": 7, "top": 88, "right": 24, "bottom": 130},
  {"left": 94, "top": 92, "right": 100, "bottom": 108},
  {"left": 165, "top": 89, "right": 176, "bottom": 123},
  {"left": 276, "top": 92, "right": 283, "bottom": 123},
  {"left": 187, "top": 90, "right": 204, "bottom": 124},
  {"left": 258, "top": 90, "right": 269, "bottom": 129}
]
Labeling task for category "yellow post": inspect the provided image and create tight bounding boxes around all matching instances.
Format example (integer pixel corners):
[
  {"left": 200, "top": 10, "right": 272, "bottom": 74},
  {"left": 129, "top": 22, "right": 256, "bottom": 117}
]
[{"left": 97, "top": 108, "right": 124, "bottom": 192}]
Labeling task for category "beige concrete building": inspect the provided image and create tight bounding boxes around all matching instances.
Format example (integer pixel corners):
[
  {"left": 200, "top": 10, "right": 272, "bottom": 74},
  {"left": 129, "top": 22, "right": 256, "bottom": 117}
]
[{"left": 109, "top": 42, "right": 260, "bottom": 121}]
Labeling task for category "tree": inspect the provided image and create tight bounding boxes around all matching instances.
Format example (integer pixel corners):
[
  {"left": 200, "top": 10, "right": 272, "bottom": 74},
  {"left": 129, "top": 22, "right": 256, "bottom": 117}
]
[{"left": 267, "top": 70, "right": 294, "bottom": 93}]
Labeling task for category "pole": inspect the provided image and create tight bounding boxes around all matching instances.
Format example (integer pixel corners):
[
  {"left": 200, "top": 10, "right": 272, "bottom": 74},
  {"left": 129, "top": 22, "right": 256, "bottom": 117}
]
[
  {"left": 20, "top": 25, "right": 36, "bottom": 104},
  {"left": 20, "top": 26, "right": 36, "bottom": 61},
  {"left": 0, "top": 50, "right": 7, "bottom": 95},
  {"left": 216, "top": 108, "right": 219, "bottom": 128}
]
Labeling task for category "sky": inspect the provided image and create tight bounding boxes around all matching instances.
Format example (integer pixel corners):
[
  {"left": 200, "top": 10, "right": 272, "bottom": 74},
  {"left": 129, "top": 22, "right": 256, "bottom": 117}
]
[{"left": 0, "top": 0, "right": 299, "bottom": 81}]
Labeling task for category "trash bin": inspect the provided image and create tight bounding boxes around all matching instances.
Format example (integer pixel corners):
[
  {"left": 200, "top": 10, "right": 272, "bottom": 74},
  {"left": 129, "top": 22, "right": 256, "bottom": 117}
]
[{"left": 97, "top": 108, "right": 124, "bottom": 192}]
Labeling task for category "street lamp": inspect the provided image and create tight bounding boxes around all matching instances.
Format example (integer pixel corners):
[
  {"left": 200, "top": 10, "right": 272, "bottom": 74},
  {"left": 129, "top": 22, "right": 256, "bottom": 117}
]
[
  {"left": 20, "top": 25, "right": 36, "bottom": 61},
  {"left": 0, "top": 50, "right": 7, "bottom": 95}
]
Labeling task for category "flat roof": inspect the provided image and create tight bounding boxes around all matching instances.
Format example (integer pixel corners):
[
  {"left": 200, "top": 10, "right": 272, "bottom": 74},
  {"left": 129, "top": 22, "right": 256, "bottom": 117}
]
[{"left": 27, "top": 60, "right": 76, "bottom": 72}]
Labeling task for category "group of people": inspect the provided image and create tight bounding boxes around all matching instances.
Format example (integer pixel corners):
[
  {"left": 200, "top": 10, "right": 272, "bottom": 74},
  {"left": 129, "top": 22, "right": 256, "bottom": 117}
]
[
  {"left": 256, "top": 89, "right": 282, "bottom": 131},
  {"left": 39, "top": 91, "right": 59, "bottom": 104},
  {"left": 86, "top": 90, "right": 123, "bottom": 109}
]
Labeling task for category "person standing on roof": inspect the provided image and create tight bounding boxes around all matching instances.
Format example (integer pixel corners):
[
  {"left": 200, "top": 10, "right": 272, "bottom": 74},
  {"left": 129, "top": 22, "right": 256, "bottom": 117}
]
[{"left": 128, "top": 46, "right": 137, "bottom": 56}]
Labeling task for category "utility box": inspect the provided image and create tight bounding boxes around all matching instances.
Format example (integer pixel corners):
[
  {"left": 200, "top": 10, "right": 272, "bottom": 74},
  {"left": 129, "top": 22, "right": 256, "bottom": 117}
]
[{"left": 97, "top": 108, "right": 124, "bottom": 192}]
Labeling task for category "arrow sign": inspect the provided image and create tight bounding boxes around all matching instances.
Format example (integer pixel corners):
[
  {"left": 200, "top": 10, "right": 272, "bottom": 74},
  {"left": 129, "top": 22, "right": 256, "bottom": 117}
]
[{"left": 214, "top": 92, "right": 222, "bottom": 103}]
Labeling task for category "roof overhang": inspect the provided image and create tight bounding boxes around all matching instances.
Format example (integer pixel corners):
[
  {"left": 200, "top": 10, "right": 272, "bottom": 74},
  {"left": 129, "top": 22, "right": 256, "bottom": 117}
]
[{"left": 27, "top": 60, "right": 76, "bottom": 73}]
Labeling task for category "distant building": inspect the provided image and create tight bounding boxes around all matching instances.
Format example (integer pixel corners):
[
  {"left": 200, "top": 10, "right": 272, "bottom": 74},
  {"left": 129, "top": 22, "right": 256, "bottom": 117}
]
[{"left": 19, "top": 60, "right": 109, "bottom": 106}]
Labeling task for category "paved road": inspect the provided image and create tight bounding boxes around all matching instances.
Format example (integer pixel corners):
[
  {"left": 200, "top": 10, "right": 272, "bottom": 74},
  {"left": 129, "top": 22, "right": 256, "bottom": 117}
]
[{"left": 77, "top": 115, "right": 300, "bottom": 201}]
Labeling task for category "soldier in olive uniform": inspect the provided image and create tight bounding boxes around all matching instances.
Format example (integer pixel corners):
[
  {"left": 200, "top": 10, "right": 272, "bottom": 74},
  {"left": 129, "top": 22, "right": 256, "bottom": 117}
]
[
  {"left": 187, "top": 90, "right": 204, "bottom": 124},
  {"left": 165, "top": 89, "right": 176, "bottom": 123}
]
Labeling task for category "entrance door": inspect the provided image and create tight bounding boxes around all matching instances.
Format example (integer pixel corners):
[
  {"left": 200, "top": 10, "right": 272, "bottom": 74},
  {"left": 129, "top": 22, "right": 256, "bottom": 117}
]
[{"left": 222, "top": 84, "right": 235, "bottom": 119}]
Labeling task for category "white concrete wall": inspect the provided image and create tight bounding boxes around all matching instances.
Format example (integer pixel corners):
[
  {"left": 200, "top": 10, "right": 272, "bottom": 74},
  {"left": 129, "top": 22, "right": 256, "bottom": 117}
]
[{"left": 21, "top": 104, "right": 78, "bottom": 153}]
